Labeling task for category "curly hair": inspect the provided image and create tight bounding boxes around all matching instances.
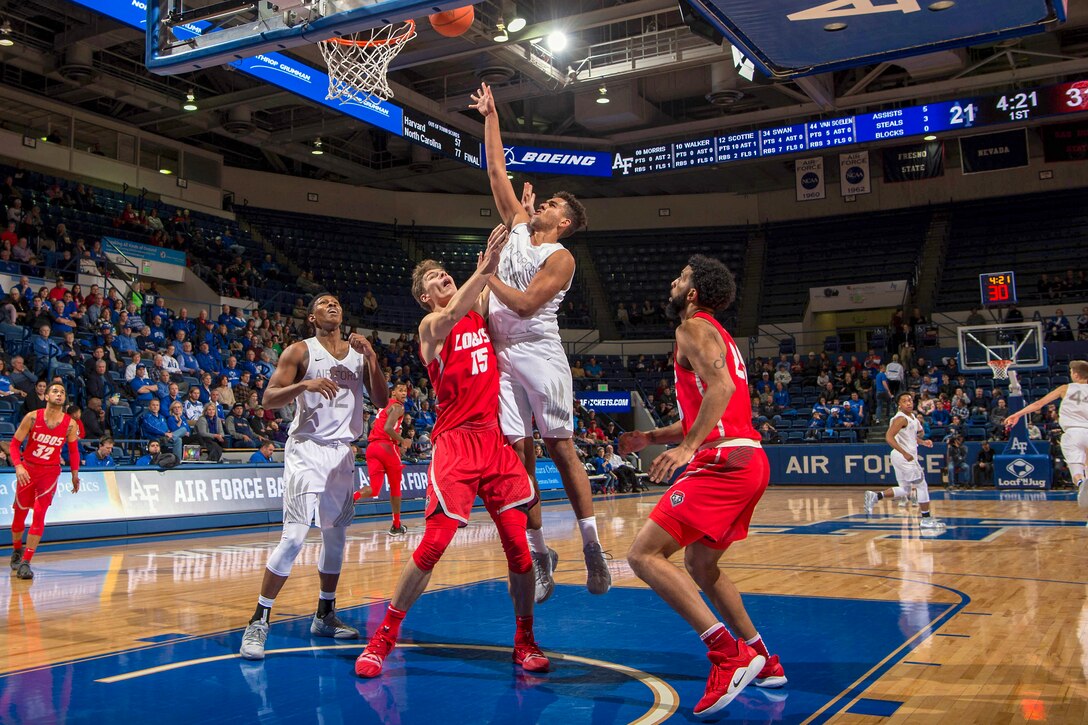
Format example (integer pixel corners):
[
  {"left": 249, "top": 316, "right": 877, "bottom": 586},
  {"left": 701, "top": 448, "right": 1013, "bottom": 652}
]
[
  {"left": 687, "top": 254, "right": 736, "bottom": 311},
  {"left": 554, "top": 191, "right": 587, "bottom": 238},
  {"left": 411, "top": 260, "right": 445, "bottom": 310}
]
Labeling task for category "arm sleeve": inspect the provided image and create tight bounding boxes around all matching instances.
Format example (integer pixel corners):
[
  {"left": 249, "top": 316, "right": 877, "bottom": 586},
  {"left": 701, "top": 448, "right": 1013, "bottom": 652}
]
[
  {"left": 68, "top": 439, "right": 80, "bottom": 473},
  {"left": 9, "top": 437, "right": 22, "bottom": 466}
]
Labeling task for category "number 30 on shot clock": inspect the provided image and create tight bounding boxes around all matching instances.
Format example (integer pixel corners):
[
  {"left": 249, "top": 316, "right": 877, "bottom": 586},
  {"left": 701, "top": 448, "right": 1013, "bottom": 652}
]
[{"left": 979, "top": 271, "right": 1017, "bottom": 306}]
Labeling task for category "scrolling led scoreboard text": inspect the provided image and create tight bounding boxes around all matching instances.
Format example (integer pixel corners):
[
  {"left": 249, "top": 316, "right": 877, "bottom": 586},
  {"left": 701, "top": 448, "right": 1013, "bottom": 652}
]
[
  {"left": 980, "top": 271, "right": 1018, "bottom": 306},
  {"left": 612, "top": 78, "right": 1088, "bottom": 176}
]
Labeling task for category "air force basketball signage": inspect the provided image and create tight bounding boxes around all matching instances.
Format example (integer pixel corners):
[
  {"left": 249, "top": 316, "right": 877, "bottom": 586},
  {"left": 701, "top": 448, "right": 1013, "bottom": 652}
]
[
  {"left": 839, "top": 151, "right": 871, "bottom": 196},
  {"left": 795, "top": 157, "right": 826, "bottom": 201}
]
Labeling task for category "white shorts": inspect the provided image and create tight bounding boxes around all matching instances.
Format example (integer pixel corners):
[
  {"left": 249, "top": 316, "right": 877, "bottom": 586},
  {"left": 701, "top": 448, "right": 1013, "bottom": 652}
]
[
  {"left": 890, "top": 450, "right": 924, "bottom": 484},
  {"left": 1060, "top": 427, "right": 1088, "bottom": 467},
  {"left": 495, "top": 337, "right": 574, "bottom": 440},
  {"left": 282, "top": 437, "right": 356, "bottom": 528}
]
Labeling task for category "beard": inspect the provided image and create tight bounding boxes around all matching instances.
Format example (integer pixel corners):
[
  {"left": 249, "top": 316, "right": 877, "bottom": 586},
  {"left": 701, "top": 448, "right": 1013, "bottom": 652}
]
[{"left": 665, "top": 290, "right": 685, "bottom": 321}]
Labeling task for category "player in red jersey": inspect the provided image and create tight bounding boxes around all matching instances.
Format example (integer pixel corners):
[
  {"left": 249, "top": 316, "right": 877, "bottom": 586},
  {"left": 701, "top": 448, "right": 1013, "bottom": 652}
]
[
  {"left": 620, "top": 256, "right": 786, "bottom": 718},
  {"left": 357, "top": 382, "right": 410, "bottom": 535},
  {"left": 8, "top": 382, "right": 81, "bottom": 580},
  {"left": 355, "top": 224, "right": 549, "bottom": 678}
]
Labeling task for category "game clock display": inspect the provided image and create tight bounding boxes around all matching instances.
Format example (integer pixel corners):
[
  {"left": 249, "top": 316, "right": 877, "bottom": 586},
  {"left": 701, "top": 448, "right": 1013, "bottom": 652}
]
[{"left": 980, "top": 271, "right": 1018, "bottom": 306}]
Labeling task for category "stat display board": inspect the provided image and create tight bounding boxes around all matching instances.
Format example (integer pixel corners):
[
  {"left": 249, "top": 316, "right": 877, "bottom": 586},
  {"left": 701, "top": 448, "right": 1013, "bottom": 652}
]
[
  {"left": 979, "top": 271, "right": 1018, "bottom": 306},
  {"left": 612, "top": 78, "right": 1088, "bottom": 177}
]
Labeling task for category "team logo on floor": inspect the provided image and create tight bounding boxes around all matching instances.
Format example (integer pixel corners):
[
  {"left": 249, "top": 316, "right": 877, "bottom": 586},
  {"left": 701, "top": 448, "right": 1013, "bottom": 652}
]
[{"left": 670, "top": 491, "right": 684, "bottom": 507}]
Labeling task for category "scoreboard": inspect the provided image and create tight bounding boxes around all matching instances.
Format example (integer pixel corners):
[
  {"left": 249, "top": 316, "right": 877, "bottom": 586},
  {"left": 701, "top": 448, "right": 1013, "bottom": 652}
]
[
  {"left": 979, "top": 271, "right": 1018, "bottom": 306},
  {"left": 612, "top": 78, "right": 1088, "bottom": 176}
]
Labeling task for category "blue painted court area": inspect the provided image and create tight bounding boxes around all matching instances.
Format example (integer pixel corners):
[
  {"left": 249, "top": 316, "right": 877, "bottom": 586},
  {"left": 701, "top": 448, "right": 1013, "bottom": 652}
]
[{"left": 0, "top": 581, "right": 951, "bottom": 723}]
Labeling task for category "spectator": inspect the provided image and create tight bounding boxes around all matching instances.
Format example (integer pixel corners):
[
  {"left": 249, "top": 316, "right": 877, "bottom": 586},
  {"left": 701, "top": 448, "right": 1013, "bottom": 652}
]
[
  {"left": 21, "top": 380, "right": 48, "bottom": 418},
  {"left": 965, "top": 307, "right": 986, "bottom": 326},
  {"left": 874, "top": 365, "right": 892, "bottom": 422},
  {"left": 82, "top": 397, "right": 108, "bottom": 440},
  {"left": 584, "top": 357, "right": 603, "bottom": 379},
  {"left": 973, "top": 441, "right": 994, "bottom": 485},
  {"left": 84, "top": 437, "right": 116, "bottom": 468},
  {"left": 29, "top": 325, "right": 60, "bottom": 376},
  {"left": 250, "top": 440, "right": 276, "bottom": 464},
  {"left": 214, "top": 374, "right": 236, "bottom": 407},
  {"left": 130, "top": 364, "right": 157, "bottom": 403},
  {"left": 225, "top": 403, "right": 259, "bottom": 447},
  {"left": 1027, "top": 420, "right": 1043, "bottom": 440},
  {"left": 989, "top": 399, "right": 1010, "bottom": 439},
  {"left": 135, "top": 440, "right": 164, "bottom": 467},
  {"left": 362, "top": 290, "right": 379, "bottom": 316},
  {"left": 1046, "top": 308, "right": 1073, "bottom": 342},
  {"left": 946, "top": 436, "right": 969, "bottom": 488},
  {"left": 183, "top": 386, "right": 205, "bottom": 422},
  {"left": 590, "top": 445, "right": 615, "bottom": 494},
  {"left": 177, "top": 341, "right": 200, "bottom": 376},
  {"left": 85, "top": 359, "right": 113, "bottom": 403},
  {"left": 195, "top": 403, "right": 226, "bottom": 462}
]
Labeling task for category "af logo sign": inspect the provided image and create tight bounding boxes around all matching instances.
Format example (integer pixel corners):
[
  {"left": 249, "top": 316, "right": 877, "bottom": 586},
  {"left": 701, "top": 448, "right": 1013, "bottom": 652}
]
[
  {"left": 1006, "top": 458, "right": 1035, "bottom": 478},
  {"left": 1008, "top": 439, "right": 1029, "bottom": 455}
]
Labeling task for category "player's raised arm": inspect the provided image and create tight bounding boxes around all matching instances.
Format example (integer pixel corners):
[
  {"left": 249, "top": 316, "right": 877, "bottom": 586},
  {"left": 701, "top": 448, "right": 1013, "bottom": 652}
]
[
  {"left": 884, "top": 416, "right": 911, "bottom": 460},
  {"left": 1004, "top": 384, "right": 1067, "bottom": 429},
  {"left": 470, "top": 83, "right": 529, "bottom": 228},
  {"left": 261, "top": 342, "right": 337, "bottom": 409},
  {"left": 485, "top": 248, "right": 575, "bottom": 317},
  {"left": 419, "top": 224, "right": 508, "bottom": 356}
]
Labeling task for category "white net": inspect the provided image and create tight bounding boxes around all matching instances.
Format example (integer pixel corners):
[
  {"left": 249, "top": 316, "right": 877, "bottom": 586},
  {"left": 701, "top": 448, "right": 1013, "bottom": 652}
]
[
  {"left": 319, "top": 19, "right": 416, "bottom": 103},
  {"left": 987, "top": 359, "right": 1012, "bottom": 380}
]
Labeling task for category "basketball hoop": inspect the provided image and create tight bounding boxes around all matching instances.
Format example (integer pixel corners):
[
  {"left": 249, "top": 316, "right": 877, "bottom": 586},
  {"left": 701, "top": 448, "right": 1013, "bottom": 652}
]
[
  {"left": 319, "top": 19, "right": 416, "bottom": 103},
  {"left": 988, "top": 359, "right": 1013, "bottom": 380}
]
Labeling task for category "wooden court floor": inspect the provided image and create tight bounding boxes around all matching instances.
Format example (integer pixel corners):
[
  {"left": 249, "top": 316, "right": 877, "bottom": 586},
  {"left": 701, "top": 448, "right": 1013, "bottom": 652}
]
[{"left": 2, "top": 487, "right": 1087, "bottom": 723}]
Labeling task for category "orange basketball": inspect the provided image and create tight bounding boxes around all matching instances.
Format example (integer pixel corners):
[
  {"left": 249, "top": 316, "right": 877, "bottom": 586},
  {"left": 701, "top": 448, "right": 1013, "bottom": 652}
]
[{"left": 428, "top": 6, "right": 474, "bottom": 37}]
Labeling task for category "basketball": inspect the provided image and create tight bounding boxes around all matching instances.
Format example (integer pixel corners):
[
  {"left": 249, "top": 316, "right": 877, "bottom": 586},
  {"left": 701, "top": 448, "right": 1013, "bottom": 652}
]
[{"left": 428, "top": 6, "right": 474, "bottom": 37}]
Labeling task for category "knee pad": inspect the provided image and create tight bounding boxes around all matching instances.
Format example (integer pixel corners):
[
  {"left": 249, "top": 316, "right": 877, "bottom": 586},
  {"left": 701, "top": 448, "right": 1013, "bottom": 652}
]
[
  {"left": 412, "top": 516, "right": 458, "bottom": 572},
  {"left": 266, "top": 522, "right": 310, "bottom": 577},
  {"left": 913, "top": 478, "right": 930, "bottom": 504},
  {"left": 891, "top": 486, "right": 907, "bottom": 499},
  {"left": 318, "top": 526, "right": 347, "bottom": 575},
  {"left": 493, "top": 508, "right": 531, "bottom": 574}
]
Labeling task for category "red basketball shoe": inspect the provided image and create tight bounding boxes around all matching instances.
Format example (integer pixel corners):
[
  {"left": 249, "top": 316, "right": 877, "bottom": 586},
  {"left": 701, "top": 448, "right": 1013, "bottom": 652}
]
[
  {"left": 355, "top": 625, "right": 397, "bottom": 678},
  {"left": 693, "top": 639, "right": 765, "bottom": 718},
  {"left": 753, "top": 654, "right": 788, "bottom": 688},
  {"left": 513, "top": 638, "right": 551, "bottom": 673}
]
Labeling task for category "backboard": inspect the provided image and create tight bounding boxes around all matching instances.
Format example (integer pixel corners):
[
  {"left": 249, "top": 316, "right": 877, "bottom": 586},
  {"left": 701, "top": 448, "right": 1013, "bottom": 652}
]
[
  {"left": 684, "top": 0, "right": 1067, "bottom": 79},
  {"left": 146, "top": 0, "right": 472, "bottom": 75},
  {"left": 957, "top": 322, "right": 1048, "bottom": 373}
]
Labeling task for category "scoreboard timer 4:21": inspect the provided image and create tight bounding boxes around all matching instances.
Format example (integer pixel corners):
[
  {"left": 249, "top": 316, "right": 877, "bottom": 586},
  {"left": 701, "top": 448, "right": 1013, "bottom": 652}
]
[{"left": 980, "top": 271, "right": 1017, "bottom": 306}]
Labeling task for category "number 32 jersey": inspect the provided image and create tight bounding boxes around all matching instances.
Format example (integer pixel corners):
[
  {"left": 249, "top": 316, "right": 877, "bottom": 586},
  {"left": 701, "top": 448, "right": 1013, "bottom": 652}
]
[
  {"left": 426, "top": 310, "right": 499, "bottom": 438},
  {"left": 24, "top": 409, "right": 72, "bottom": 467},
  {"left": 288, "top": 337, "right": 370, "bottom": 445}
]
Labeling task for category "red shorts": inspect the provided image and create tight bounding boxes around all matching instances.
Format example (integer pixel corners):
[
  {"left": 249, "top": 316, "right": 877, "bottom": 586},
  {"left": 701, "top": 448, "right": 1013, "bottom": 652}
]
[
  {"left": 649, "top": 445, "right": 769, "bottom": 550},
  {"left": 425, "top": 423, "right": 535, "bottom": 526},
  {"left": 15, "top": 463, "right": 62, "bottom": 511},
  {"left": 366, "top": 440, "right": 403, "bottom": 497}
]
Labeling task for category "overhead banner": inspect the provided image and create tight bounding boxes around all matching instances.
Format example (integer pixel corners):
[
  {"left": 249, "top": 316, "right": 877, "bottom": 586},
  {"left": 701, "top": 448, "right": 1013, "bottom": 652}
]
[
  {"left": 882, "top": 141, "right": 944, "bottom": 183},
  {"left": 795, "top": 157, "right": 825, "bottom": 201},
  {"left": 839, "top": 150, "right": 871, "bottom": 196},
  {"left": 808, "top": 280, "right": 909, "bottom": 313},
  {"left": 959, "top": 129, "right": 1030, "bottom": 174},
  {"left": 575, "top": 391, "right": 632, "bottom": 413},
  {"left": 489, "top": 145, "right": 613, "bottom": 178},
  {"left": 102, "top": 236, "right": 187, "bottom": 282},
  {"left": 1041, "top": 121, "right": 1088, "bottom": 162}
]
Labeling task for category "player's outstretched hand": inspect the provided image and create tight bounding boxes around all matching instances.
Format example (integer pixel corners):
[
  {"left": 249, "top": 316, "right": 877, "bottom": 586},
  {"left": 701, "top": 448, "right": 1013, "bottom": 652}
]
[
  {"left": 619, "top": 430, "right": 649, "bottom": 456},
  {"left": 14, "top": 464, "right": 29, "bottom": 485},
  {"left": 521, "top": 182, "right": 536, "bottom": 218},
  {"left": 348, "top": 332, "right": 376, "bottom": 361},
  {"left": 71, "top": 473, "right": 80, "bottom": 493},
  {"left": 648, "top": 444, "right": 695, "bottom": 484},
  {"left": 469, "top": 82, "right": 495, "bottom": 117},
  {"left": 477, "top": 223, "right": 508, "bottom": 276},
  {"left": 1003, "top": 412, "right": 1021, "bottom": 430},
  {"left": 921, "top": 439, "right": 934, "bottom": 448},
  {"left": 305, "top": 377, "right": 340, "bottom": 400}
]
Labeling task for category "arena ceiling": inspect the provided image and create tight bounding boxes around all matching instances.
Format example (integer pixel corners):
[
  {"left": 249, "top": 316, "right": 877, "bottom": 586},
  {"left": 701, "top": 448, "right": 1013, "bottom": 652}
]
[{"left": 1, "top": 1, "right": 1088, "bottom": 198}]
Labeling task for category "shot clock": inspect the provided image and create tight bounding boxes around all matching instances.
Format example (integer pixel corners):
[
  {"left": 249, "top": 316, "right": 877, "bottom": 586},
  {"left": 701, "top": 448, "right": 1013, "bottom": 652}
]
[{"left": 979, "top": 271, "right": 1018, "bottom": 306}]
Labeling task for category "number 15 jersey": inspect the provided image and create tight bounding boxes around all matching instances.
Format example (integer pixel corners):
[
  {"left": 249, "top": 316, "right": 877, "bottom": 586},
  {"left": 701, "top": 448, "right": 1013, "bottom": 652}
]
[
  {"left": 426, "top": 310, "right": 499, "bottom": 438},
  {"left": 288, "top": 337, "right": 370, "bottom": 445}
]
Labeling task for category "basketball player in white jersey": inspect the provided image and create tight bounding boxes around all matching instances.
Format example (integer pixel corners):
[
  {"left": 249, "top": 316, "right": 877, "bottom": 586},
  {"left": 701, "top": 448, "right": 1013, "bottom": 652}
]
[
  {"left": 240, "top": 293, "right": 387, "bottom": 660},
  {"left": 1004, "top": 360, "right": 1088, "bottom": 508},
  {"left": 471, "top": 82, "right": 610, "bottom": 600},
  {"left": 863, "top": 392, "right": 945, "bottom": 529}
]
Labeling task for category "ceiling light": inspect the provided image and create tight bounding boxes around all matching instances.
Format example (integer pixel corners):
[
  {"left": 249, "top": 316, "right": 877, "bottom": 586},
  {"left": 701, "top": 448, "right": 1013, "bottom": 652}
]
[
  {"left": 0, "top": 20, "right": 13, "bottom": 47},
  {"left": 928, "top": 1, "right": 955, "bottom": 10},
  {"left": 546, "top": 31, "right": 567, "bottom": 52},
  {"left": 823, "top": 22, "right": 847, "bottom": 31},
  {"left": 493, "top": 20, "right": 508, "bottom": 42},
  {"left": 182, "top": 89, "right": 198, "bottom": 111},
  {"left": 924, "top": 134, "right": 937, "bottom": 141},
  {"left": 506, "top": 172, "right": 514, "bottom": 180},
  {"left": 507, "top": 15, "right": 526, "bottom": 33},
  {"left": 311, "top": 138, "right": 324, "bottom": 155},
  {"left": 596, "top": 86, "right": 609, "bottom": 104},
  {"left": 159, "top": 168, "right": 174, "bottom": 175}
]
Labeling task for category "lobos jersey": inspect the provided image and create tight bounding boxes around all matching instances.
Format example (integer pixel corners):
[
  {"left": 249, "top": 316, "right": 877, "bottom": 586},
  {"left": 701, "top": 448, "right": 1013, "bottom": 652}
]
[
  {"left": 369, "top": 402, "right": 403, "bottom": 444},
  {"left": 23, "top": 409, "right": 71, "bottom": 467},
  {"left": 288, "top": 337, "right": 369, "bottom": 445},
  {"left": 891, "top": 411, "right": 921, "bottom": 457},
  {"left": 674, "top": 312, "right": 760, "bottom": 446},
  {"left": 426, "top": 311, "right": 499, "bottom": 437},
  {"left": 1060, "top": 383, "right": 1088, "bottom": 429},
  {"left": 488, "top": 223, "right": 571, "bottom": 344}
]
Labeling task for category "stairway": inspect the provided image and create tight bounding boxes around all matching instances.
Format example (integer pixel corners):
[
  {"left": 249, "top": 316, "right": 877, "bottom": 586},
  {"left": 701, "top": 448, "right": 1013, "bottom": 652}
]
[
  {"left": 569, "top": 241, "right": 617, "bottom": 339},
  {"left": 734, "top": 227, "right": 766, "bottom": 337},
  {"left": 912, "top": 207, "right": 951, "bottom": 312}
]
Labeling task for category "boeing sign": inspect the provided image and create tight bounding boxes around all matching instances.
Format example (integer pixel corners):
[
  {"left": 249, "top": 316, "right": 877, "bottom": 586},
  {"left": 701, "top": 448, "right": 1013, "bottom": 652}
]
[{"left": 490, "top": 146, "right": 613, "bottom": 178}]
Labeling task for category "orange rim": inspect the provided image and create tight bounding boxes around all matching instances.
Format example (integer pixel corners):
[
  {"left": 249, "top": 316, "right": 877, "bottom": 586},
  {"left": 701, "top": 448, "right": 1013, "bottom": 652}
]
[{"left": 324, "top": 18, "right": 415, "bottom": 47}]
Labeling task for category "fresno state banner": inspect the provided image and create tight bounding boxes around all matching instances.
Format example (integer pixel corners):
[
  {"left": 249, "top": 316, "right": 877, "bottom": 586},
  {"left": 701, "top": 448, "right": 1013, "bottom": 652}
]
[
  {"left": 882, "top": 141, "right": 944, "bottom": 182},
  {"left": 1041, "top": 121, "right": 1088, "bottom": 162},
  {"left": 959, "top": 129, "right": 1030, "bottom": 174},
  {"left": 839, "top": 151, "right": 871, "bottom": 196}
]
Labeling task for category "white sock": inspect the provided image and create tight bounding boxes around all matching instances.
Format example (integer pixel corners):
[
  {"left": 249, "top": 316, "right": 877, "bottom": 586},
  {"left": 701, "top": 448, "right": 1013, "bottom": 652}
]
[
  {"left": 700, "top": 622, "right": 726, "bottom": 642},
  {"left": 318, "top": 590, "right": 335, "bottom": 601},
  {"left": 745, "top": 633, "right": 762, "bottom": 646},
  {"left": 257, "top": 594, "right": 275, "bottom": 608},
  {"left": 526, "top": 527, "right": 547, "bottom": 557},
  {"left": 577, "top": 516, "right": 600, "bottom": 546}
]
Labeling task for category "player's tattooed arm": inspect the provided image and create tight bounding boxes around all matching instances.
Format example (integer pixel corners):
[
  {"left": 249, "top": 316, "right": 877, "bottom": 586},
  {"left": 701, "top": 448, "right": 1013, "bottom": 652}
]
[{"left": 713, "top": 352, "right": 728, "bottom": 369}]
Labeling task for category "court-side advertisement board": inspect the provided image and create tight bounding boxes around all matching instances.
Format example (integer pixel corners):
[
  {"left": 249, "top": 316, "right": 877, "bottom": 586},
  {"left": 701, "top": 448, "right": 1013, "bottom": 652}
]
[{"left": 0, "top": 461, "right": 566, "bottom": 527}]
